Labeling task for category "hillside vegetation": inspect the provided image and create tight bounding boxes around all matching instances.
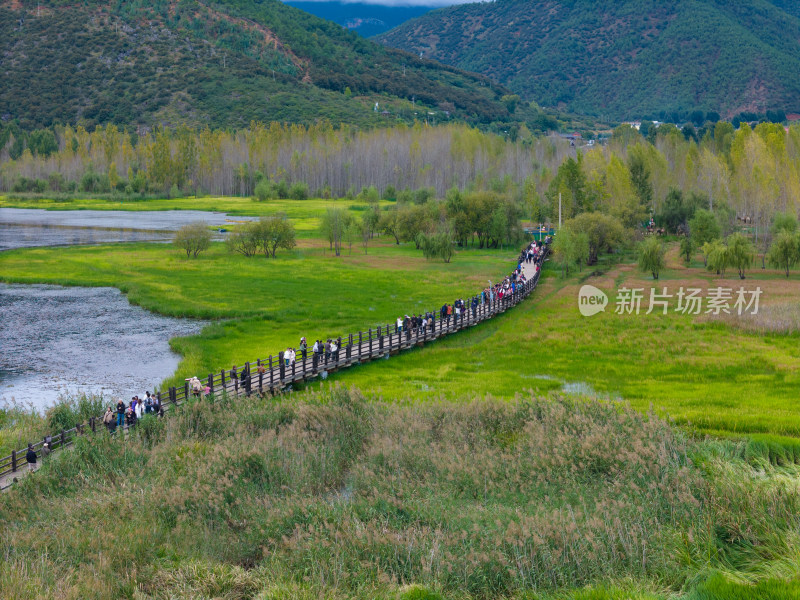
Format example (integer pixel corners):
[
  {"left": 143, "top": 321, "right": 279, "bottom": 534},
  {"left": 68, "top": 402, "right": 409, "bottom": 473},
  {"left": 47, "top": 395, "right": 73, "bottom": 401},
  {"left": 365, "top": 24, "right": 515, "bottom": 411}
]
[
  {"left": 377, "top": 0, "right": 800, "bottom": 120},
  {"left": 0, "top": 0, "right": 530, "bottom": 129}
]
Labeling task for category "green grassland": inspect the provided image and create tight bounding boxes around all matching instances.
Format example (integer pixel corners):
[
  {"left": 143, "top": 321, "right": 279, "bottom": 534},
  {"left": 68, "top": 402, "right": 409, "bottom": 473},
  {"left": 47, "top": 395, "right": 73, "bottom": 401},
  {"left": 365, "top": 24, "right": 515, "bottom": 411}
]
[{"left": 339, "top": 258, "right": 800, "bottom": 437}]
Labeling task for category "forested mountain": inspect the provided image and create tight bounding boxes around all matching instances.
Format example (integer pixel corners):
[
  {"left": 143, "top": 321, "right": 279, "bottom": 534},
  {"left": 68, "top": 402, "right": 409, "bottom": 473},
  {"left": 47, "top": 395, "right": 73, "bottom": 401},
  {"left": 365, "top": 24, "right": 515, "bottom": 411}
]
[
  {"left": 0, "top": 0, "right": 530, "bottom": 130},
  {"left": 377, "top": 0, "right": 800, "bottom": 120}
]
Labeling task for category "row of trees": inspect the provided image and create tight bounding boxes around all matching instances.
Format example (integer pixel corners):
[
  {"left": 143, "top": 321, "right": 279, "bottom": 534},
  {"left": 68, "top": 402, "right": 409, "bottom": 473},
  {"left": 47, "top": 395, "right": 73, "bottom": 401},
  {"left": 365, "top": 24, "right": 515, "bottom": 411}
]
[
  {"left": 3, "top": 119, "right": 800, "bottom": 239},
  {"left": 0, "top": 122, "right": 571, "bottom": 199}
]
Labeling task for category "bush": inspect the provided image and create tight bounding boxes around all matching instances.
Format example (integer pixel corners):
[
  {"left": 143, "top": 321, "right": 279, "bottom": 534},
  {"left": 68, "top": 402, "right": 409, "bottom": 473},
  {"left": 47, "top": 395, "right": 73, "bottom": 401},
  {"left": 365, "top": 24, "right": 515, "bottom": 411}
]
[
  {"left": 382, "top": 185, "right": 397, "bottom": 202},
  {"left": 273, "top": 180, "right": 289, "bottom": 198},
  {"left": 12, "top": 177, "right": 47, "bottom": 193},
  {"left": 288, "top": 182, "right": 309, "bottom": 200},
  {"left": 254, "top": 179, "right": 275, "bottom": 201},
  {"left": 46, "top": 393, "right": 106, "bottom": 432},
  {"left": 227, "top": 215, "right": 296, "bottom": 257},
  {"left": 174, "top": 221, "right": 212, "bottom": 258}
]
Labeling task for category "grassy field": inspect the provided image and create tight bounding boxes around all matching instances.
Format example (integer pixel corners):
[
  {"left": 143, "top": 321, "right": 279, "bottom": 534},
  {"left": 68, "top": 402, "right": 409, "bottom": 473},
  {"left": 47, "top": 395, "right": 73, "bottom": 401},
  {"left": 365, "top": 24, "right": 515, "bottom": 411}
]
[
  {"left": 0, "top": 196, "right": 390, "bottom": 236},
  {"left": 338, "top": 249, "right": 800, "bottom": 437}
]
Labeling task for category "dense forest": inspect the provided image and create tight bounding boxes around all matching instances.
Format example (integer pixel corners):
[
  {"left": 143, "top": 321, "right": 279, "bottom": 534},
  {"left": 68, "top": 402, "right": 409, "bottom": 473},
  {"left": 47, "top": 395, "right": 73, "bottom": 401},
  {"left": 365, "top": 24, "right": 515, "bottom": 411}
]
[
  {"left": 377, "top": 0, "right": 800, "bottom": 120},
  {"left": 0, "top": 0, "right": 556, "bottom": 131}
]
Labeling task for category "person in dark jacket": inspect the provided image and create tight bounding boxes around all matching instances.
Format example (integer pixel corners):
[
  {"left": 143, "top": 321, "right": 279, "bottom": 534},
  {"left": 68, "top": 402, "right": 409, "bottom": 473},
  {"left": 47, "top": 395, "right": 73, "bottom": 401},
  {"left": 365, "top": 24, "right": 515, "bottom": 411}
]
[
  {"left": 26, "top": 444, "right": 37, "bottom": 472},
  {"left": 116, "top": 399, "right": 125, "bottom": 428}
]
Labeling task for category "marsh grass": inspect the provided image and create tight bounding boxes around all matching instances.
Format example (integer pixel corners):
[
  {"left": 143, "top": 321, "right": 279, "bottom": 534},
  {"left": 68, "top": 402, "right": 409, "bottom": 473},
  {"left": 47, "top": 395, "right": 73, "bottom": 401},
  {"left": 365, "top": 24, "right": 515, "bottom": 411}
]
[
  {"left": 3, "top": 386, "right": 800, "bottom": 599},
  {"left": 0, "top": 392, "right": 107, "bottom": 457},
  {"left": 701, "top": 302, "right": 800, "bottom": 335}
]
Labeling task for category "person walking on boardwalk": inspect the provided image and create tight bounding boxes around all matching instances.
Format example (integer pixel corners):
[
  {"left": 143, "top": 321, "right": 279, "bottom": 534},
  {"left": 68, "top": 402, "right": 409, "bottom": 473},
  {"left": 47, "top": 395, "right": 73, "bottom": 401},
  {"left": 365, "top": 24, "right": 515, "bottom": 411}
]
[
  {"left": 116, "top": 398, "right": 125, "bottom": 428},
  {"left": 26, "top": 444, "right": 37, "bottom": 472},
  {"left": 299, "top": 337, "right": 307, "bottom": 361},
  {"left": 103, "top": 406, "right": 115, "bottom": 433},
  {"left": 189, "top": 376, "right": 203, "bottom": 398}
]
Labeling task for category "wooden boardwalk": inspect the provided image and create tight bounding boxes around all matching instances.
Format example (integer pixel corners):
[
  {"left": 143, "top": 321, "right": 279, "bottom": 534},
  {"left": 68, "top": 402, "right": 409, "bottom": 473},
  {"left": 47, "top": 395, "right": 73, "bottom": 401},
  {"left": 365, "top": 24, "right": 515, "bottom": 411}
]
[{"left": 0, "top": 248, "right": 547, "bottom": 490}]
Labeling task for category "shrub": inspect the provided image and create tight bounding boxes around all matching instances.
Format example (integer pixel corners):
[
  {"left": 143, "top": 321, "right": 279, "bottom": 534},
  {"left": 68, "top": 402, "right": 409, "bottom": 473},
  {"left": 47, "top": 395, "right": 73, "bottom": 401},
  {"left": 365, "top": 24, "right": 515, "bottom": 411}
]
[
  {"left": 288, "top": 182, "right": 309, "bottom": 200},
  {"left": 254, "top": 179, "right": 275, "bottom": 201},
  {"left": 174, "top": 221, "right": 212, "bottom": 258}
]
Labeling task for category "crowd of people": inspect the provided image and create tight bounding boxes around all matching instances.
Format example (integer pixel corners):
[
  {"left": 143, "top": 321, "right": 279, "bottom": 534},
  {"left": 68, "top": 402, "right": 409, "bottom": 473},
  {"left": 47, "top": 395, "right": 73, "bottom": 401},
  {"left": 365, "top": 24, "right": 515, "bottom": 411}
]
[
  {"left": 181, "top": 240, "right": 547, "bottom": 395},
  {"left": 101, "top": 392, "right": 162, "bottom": 433}
]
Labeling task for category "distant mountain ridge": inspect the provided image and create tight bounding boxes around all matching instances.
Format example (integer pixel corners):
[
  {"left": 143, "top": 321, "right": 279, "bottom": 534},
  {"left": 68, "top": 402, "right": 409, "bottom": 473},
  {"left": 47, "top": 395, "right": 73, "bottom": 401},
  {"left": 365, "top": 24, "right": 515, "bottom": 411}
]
[
  {"left": 377, "top": 0, "right": 800, "bottom": 120},
  {"left": 286, "top": 1, "right": 435, "bottom": 37},
  {"left": 0, "top": 0, "right": 520, "bottom": 129}
]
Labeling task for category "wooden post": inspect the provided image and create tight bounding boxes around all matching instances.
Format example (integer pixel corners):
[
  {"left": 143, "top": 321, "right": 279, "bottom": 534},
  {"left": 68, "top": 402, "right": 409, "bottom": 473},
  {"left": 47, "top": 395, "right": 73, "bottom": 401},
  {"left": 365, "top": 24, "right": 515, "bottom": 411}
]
[
  {"left": 61, "top": 429, "right": 65, "bottom": 448},
  {"left": 208, "top": 373, "right": 214, "bottom": 394},
  {"left": 279, "top": 352, "right": 285, "bottom": 382},
  {"left": 90, "top": 417, "right": 96, "bottom": 433},
  {"left": 184, "top": 381, "right": 190, "bottom": 401},
  {"left": 291, "top": 356, "right": 296, "bottom": 381},
  {"left": 221, "top": 369, "right": 227, "bottom": 393},
  {"left": 378, "top": 326, "right": 383, "bottom": 351},
  {"left": 358, "top": 332, "right": 362, "bottom": 359},
  {"left": 257, "top": 359, "right": 263, "bottom": 392},
  {"left": 269, "top": 356, "right": 274, "bottom": 389},
  {"left": 11, "top": 450, "right": 16, "bottom": 473},
  {"left": 368, "top": 329, "right": 372, "bottom": 357}
]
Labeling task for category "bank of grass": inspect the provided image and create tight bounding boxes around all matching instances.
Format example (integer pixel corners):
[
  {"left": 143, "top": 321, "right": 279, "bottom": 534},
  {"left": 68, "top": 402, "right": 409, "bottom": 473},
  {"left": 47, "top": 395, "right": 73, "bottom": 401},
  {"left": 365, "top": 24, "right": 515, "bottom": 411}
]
[
  {"left": 0, "top": 196, "right": 390, "bottom": 237},
  {"left": 0, "top": 239, "right": 517, "bottom": 390},
  {"left": 3, "top": 387, "right": 800, "bottom": 599}
]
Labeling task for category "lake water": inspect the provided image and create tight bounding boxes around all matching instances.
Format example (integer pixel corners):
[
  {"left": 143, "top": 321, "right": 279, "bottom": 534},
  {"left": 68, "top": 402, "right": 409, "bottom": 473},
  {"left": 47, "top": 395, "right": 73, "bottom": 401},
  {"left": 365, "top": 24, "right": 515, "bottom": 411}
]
[
  {"left": 0, "top": 208, "right": 254, "bottom": 251},
  {"left": 0, "top": 208, "right": 237, "bottom": 411},
  {"left": 0, "top": 284, "right": 206, "bottom": 411}
]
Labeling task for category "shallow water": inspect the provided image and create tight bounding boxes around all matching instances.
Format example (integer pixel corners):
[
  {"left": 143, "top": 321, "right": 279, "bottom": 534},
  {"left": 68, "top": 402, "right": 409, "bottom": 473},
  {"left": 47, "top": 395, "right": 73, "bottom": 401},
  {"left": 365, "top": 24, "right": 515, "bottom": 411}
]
[
  {"left": 0, "top": 283, "right": 207, "bottom": 411},
  {"left": 0, "top": 208, "right": 254, "bottom": 250}
]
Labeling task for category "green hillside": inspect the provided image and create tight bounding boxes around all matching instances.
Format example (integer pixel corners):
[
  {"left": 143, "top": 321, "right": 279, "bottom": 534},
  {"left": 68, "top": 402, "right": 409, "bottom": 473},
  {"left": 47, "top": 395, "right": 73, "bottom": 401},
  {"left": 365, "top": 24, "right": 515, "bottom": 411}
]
[
  {"left": 377, "top": 0, "right": 800, "bottom": 120},
  {"left": 0, "top": 0, "right": 527, "bottom": 129}
]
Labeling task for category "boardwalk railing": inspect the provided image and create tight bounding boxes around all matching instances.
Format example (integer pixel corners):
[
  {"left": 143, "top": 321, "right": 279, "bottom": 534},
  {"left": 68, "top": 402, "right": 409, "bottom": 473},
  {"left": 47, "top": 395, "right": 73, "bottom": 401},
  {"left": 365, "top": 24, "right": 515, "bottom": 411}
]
[{"left": 0, "top": 247, "right": 548, "bottom": 489}]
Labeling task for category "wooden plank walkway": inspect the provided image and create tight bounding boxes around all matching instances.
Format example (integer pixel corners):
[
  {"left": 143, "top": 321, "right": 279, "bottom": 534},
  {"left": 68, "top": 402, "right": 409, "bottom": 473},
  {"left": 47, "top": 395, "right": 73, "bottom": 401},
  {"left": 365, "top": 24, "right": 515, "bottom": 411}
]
[{"left": 0, "top": 247, "right": 548, "bottom": 491}]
